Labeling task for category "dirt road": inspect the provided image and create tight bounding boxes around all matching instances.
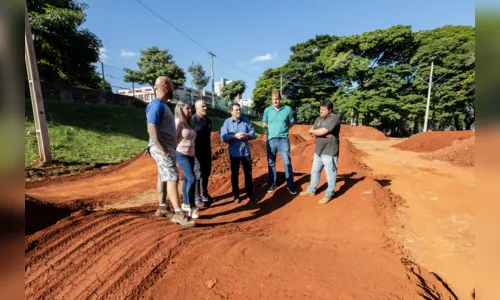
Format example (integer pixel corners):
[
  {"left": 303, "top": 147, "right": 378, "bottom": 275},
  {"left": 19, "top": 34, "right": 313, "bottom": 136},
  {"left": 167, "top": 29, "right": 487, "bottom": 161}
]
[
  {"left": 352, "top": 138, "right": 474, "bottom": 300},
  {"left": 25, "top": 127, "right": 463, "bottom": 299}
]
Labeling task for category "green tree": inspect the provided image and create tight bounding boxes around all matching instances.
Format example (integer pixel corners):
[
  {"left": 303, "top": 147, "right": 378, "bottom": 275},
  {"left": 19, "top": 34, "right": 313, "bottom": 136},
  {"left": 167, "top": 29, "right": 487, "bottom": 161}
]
[
  {"left": 188, "top": 62, "right": 210, "bottom": 90},
  {"left": 252, "top": 35, "right": 339, "bottom": 117},
  {"left": 252, "top": 67, "right": 283, "bottom": 113},
  {"left": 319, "top": 25, "right": 416, "bottom": 134},
  {"left": 221, "top": 80, "right": 246, "bottom": 103},
  {"left": 123, "top": 46, "right": 186, "bottom": 88},
  {"left": 283, "top": 35, "right": 340, "bottom": 108},
  {"left": 253, "top": 25, "right": 475, "bottom": 134},
  {"left": 27, "top": 0, "right": 102, "bottom": 88},
  {"left": 410, "top": 26, "right": 475, "bottom": 130},
  {"left": 187, "top": 62, "right": 210, "bottom": 100},
  {"left": 296, "top": 103, "right": 319, "bottom": 124}
]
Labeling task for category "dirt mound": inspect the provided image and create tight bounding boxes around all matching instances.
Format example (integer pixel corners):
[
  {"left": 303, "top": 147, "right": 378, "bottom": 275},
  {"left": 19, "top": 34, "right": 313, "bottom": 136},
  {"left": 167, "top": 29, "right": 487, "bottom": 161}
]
[
  {"left": 26, "top": 150, "right": 148, "bottom": 189},
  {"left": 26, "top": 152, "right": 158, "bottom": 208},
  {"left": 288, "top": 134, "right": 306, "bottom": 146},
  {"left": 290, "top": 124, "right": 387, "bottom": 141},
  {"left": 291, "top": 138, "right": 314, "bottom": 157},
  {"left": 211, "top": 132, "right": 267, "bottom": 175},
  {"left": 26, "top": 161, "right": 109, "bottom": 182},
  {"left": 289, "top": 125, "right": 313, "bottom": 140},
  {"left": 253, "top": 133, "right": 305, "bottom": 146},
  {"left": 25, "top": 196, "right": 76, "bottom": 236},
  {"left": 340, "top": 124, "right": 388, "bottom": 140},
  {"left": 393, "top": 130, "right": 475, "bottom": 152},
  {"left": 422, "top": 136, "right": 475, "bottom": 167}
]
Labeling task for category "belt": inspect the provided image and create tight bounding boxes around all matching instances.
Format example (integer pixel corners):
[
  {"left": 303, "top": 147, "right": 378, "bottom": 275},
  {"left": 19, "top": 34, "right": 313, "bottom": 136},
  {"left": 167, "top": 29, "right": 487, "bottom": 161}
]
[{"left": 270, "top": 137, "right": 288, "bottom": 140}]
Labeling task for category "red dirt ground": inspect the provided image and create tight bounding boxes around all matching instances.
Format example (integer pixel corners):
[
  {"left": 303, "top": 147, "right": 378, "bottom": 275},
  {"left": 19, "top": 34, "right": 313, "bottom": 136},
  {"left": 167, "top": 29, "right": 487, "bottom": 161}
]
[
  {"left": 25, "top": 126, "right": 460, "bottom": 299},
  {"left": 339, "top": 124, "right": 388, "bottom": 140},
  {"left": 422, "top": 136, "right": 475, "bottom": 167},
  {"left": 393, "top": 130, "right": 475, "bottom": 152}
]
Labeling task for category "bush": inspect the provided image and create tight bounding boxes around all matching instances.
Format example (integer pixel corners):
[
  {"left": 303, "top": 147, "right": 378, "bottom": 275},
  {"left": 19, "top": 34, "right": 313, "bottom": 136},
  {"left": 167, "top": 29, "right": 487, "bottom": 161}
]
[{"left": 296, "top": 103, "right": 319, "bottom": 124}]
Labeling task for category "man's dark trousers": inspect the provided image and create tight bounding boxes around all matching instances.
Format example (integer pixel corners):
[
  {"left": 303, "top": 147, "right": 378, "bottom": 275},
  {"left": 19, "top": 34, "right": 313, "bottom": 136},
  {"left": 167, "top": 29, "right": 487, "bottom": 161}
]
[{"left": 230, "top": 155, "right": 253, "bottom": 200}]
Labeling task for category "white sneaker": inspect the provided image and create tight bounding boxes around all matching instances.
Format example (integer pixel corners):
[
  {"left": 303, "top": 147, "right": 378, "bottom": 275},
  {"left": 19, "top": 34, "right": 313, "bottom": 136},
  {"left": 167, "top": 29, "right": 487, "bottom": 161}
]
[
  {"left": 181, "top": 203, "right": 191, "bottom": 212},
  {"left": 189, "top": 208, "right": 199, "bottom": 219}
]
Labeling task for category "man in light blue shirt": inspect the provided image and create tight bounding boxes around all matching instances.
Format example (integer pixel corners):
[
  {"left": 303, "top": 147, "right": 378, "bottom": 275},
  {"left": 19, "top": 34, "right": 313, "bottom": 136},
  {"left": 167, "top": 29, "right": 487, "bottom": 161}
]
[
  {"left": 221, "top": 102, "right": 258, "bottom": 203},
  {"left": 262, "top": 90, "right": 296, "bottom": 195}
]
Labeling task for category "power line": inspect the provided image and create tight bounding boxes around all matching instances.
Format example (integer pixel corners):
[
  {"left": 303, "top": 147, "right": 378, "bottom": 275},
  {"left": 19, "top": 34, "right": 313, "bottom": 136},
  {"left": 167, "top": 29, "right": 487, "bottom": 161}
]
[
  {"left": 102, "top": 63, "right": 126, "bottom": 72},
  {"left": 134, "top": 0, "right": 258, "bottom": 79}
]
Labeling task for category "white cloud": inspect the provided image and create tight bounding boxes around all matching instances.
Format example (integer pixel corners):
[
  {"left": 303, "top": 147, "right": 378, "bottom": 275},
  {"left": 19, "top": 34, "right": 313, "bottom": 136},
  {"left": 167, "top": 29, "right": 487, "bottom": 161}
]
[
  {"left": 99, "top": 47, "right": 109, "bottom": 62},
  {"left": 251, "top": 51, "right": 277, "bottom": 63},
  {"left": 121, "top": 50, "right": 139, "bottom": 57}
]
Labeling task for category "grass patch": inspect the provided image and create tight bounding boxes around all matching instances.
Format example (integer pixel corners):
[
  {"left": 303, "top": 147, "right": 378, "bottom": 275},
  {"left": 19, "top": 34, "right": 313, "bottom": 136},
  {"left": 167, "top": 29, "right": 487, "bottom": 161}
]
[
  {"left": 25, "top": 99, "right": 262, "bottom": 166},
  {"left": 25, "top": 100, "right": 148, "bottom": 166}
]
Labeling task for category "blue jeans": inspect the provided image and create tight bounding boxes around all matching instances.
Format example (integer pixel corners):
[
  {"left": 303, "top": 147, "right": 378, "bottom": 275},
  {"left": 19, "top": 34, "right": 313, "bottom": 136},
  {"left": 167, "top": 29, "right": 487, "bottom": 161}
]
[
  {"left": 307, "top": 154, "right": 338, "bottom": 198},
  {"left": 176, "top": 151, "right": 196, "bottom": 209},
  {"left": 267, "top": 138, "right": 294, "bottom": 188}
]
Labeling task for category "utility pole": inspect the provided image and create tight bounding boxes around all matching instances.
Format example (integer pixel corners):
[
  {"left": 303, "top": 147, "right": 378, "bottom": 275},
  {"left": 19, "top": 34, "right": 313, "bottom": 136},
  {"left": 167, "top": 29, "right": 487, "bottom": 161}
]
[
  {"left": 132, "top": 81, "right": 136, "bottom": 99},
  {"left": 101, "top": 61, "right": 106, "bottom": 91},
  {"left": 209, "top": 52, "right": 216, "bottom": 108},
  {"left": 25, "top": 2, "right": 52, "bottom": 162},
  {"left": 423, "top": 60, "right": 434, "bottom": 132}
]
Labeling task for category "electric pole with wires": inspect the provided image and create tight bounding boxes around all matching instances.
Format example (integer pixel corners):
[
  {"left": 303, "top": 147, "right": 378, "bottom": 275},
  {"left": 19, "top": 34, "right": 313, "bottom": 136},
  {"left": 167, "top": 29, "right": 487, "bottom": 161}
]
[
  {"left": 209, "top": 52, "right": 216, "bottom": 108},
  {"left": 423, "top": 60, "right": 434, "bottom": 132},
  {"left": 25, "top": 2, "right": 52, "bottom": 162}
]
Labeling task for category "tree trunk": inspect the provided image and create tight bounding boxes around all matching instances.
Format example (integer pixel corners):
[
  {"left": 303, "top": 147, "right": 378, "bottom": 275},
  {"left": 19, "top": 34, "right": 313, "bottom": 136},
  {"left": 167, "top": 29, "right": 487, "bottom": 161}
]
[
  {"left": 454, "top": 115, "right": 463, "bottom": 131},
  {"left": 413, "top": 118, "right": 419, "bottom": 134}
]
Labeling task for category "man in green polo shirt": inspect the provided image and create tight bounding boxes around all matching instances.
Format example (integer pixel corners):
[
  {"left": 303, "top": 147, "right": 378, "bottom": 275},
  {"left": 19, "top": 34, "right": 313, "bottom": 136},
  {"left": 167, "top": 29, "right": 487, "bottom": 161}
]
[{"left": 262, "top": 90, "right": 296, "bottom": 194}]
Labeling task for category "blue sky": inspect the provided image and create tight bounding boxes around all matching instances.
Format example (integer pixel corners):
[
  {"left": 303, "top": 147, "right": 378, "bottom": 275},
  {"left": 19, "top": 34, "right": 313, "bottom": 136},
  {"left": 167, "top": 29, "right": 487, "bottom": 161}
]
[{"left": 84, "top": 0, "right": 475, "bottom": 97}]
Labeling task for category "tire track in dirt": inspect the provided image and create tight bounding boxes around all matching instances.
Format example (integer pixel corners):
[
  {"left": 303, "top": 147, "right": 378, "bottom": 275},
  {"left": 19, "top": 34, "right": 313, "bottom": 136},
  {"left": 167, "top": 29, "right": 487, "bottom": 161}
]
[{"left": 27, "top": 217, "right": 157, "bottom": 297}]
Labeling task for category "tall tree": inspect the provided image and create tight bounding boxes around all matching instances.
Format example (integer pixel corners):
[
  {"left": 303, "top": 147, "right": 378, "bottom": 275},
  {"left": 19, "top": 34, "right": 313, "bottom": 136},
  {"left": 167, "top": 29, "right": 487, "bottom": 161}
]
[
  {"left": 27, "top": 0, "right": 102, "bottom": 88},
  {"left": 123, "top": 46, "right": 186, "bottom": 88},
  {"left": 188, "top": 62, "right": 210, "bottom": 90},
  {"left": 221, "top": 80, "right": 246, "bottom": 103},
  {"left": 283, "top": 35, "right": 340, "bottom": 108},
  {"left": 252, "top": 67, "right": 283, "bottom": 113},
  {"left": 319, "top": 25, "right": 420, "bottom": 134},
  {"left": 410, "top": 26, "right": 475, "bottom": 130},
  {"left": 187, "top": 62, "right": 210, "bottom": 99},
  {"left": 252, "top": 35, "right": 339, "bottom": 115},
  {"left": 252, "top": 25, "right": 475, "bottom": 134}
]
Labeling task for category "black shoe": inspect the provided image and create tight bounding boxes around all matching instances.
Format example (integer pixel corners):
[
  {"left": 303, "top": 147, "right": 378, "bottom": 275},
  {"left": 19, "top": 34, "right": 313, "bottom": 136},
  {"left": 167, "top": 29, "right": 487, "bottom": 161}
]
[
  {"left": 248, "top": 195, "right": 258, "bottom": 203},
  {"left": 267, "top": 184, "right": 277, "bottom": 193},
  {"left": 234, "top": 198, "right": 241, "bottom": 203},
  {"left": 202, "top": 195, "right": 215, "bottom": 202},
  {"left": 287, "top": 186, "right": 297, "bottom": 195},
  {"left": 202, "top": 199, "right": 213, "bottom": 208}
]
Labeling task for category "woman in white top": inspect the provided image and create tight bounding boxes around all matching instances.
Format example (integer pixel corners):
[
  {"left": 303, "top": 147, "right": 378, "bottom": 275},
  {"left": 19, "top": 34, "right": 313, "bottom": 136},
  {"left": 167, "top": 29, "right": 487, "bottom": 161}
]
[{"left": 174, "top": 101, "right": 199, "bottom": 219}]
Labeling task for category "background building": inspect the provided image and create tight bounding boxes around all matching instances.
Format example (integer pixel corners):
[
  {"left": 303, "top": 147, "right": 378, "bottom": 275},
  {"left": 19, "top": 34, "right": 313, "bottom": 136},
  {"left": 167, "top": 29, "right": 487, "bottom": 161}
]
[
  {"left": 214, "top": 78, "right": 232, "bottom": 96},
  {"left": 117, "top": 86, "right": 216, "bottom": 105}
]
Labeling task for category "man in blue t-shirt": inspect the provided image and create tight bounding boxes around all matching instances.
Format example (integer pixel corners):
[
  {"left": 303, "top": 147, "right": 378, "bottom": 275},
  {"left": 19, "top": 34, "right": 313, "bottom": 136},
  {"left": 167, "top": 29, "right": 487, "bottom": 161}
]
[
  {"left": 146, "top": 76, "right": 194, "bottom": 227},
  {"left": 262, "top": 90, "right": 296, "bottom": 195},
  {"left": 221, "top": 102, "right": 258, "bottom": 204}
]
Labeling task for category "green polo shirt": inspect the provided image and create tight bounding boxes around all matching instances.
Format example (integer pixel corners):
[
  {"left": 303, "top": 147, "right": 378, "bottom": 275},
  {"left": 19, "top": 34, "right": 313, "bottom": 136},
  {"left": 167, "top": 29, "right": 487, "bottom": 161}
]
[{"left": 262, "top": 105, "right": 295, "bottom": 140}]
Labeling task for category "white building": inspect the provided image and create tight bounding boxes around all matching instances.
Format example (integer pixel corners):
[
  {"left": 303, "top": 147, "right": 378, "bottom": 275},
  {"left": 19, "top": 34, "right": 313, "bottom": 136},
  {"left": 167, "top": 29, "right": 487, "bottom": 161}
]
[
  {"left": 117, "top": 86, "right": 217, "bottom": 105},
  {"left": 117, "top": 86, "right": 155, "bottom": 102},
  {"left": 234, "top": 98, "right": 254, "bottom": 116},
  {"left": 214, "top": 78, "right": 232, "bottom": 96}
]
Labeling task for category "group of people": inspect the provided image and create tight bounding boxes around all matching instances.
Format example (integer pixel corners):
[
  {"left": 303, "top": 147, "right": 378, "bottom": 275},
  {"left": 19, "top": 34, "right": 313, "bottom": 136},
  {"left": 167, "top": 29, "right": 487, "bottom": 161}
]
[{"left": 146, "top": 76, "right": 341, "bottom": 227}]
